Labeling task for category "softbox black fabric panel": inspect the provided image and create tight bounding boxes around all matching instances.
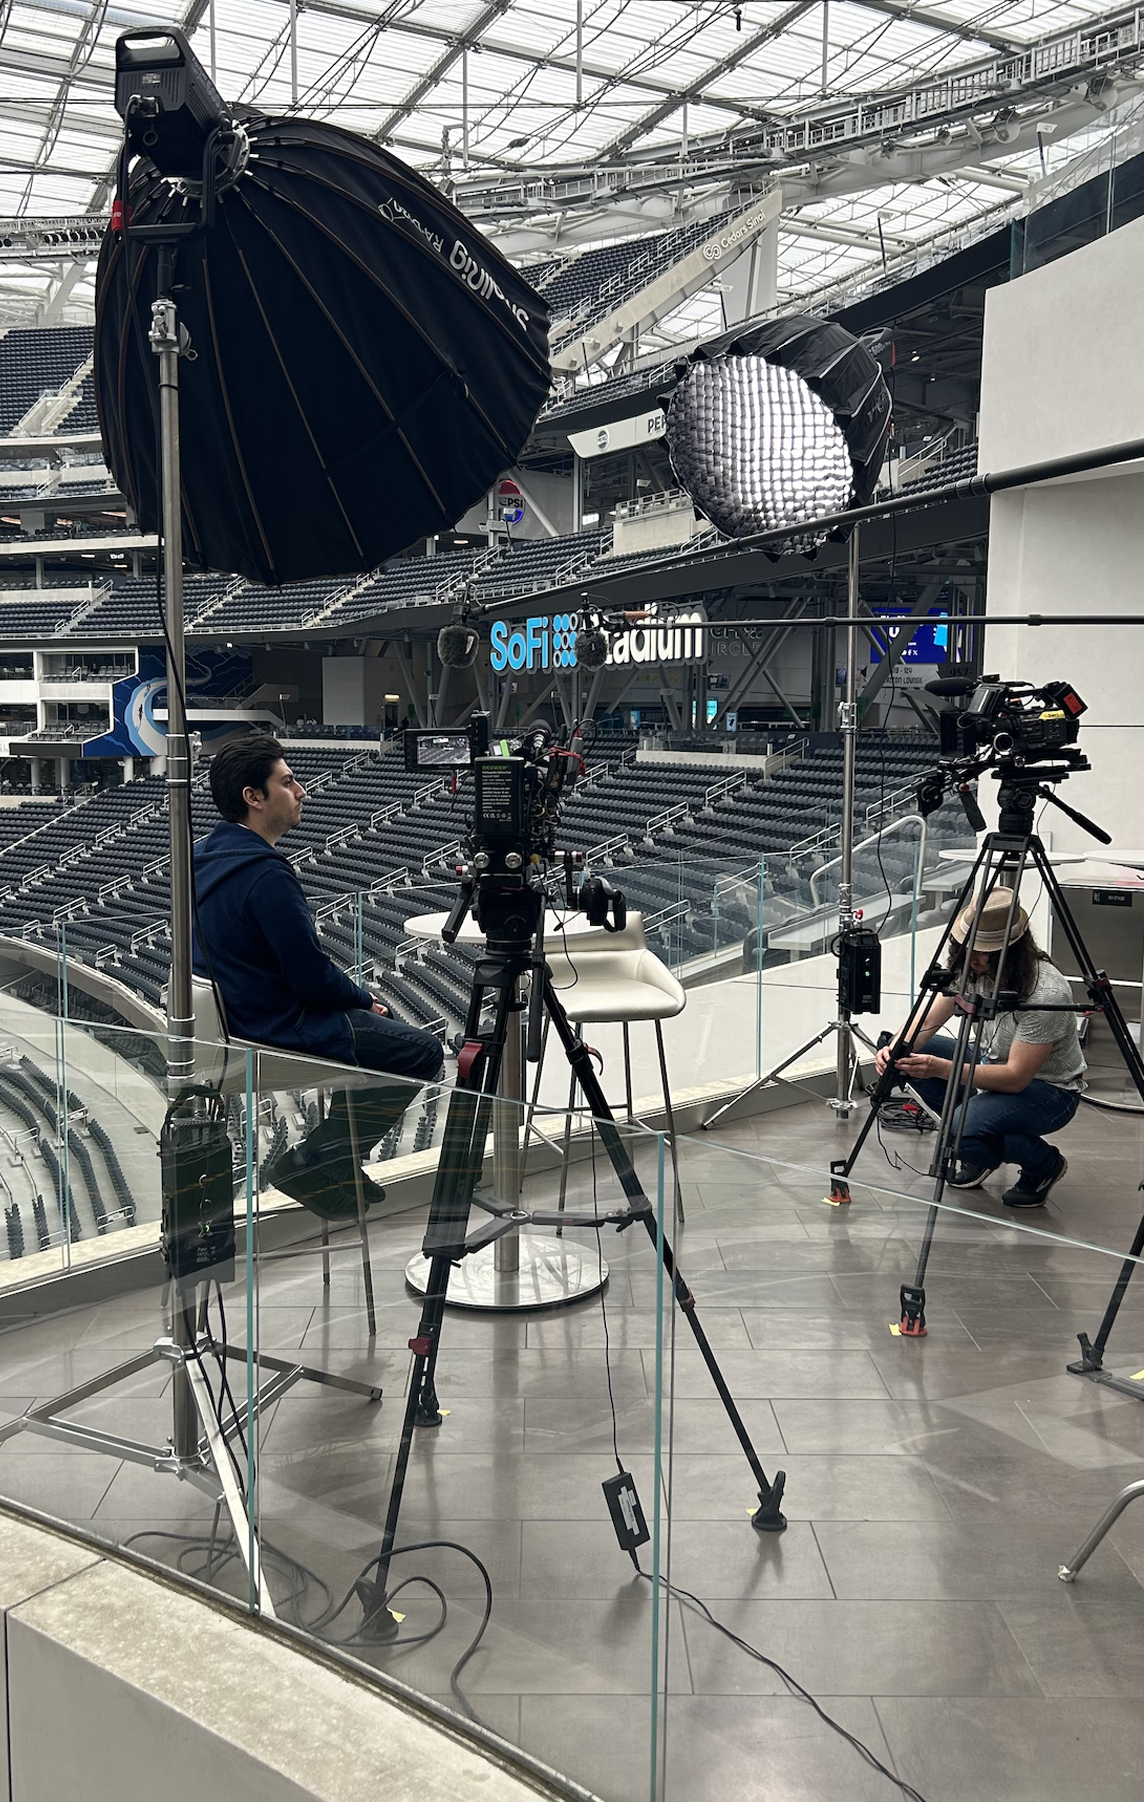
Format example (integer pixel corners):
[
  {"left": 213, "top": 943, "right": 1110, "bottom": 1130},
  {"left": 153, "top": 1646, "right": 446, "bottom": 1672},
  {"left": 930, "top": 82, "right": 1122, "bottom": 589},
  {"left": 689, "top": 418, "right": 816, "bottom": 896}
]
[{"left": 95, "top": 119, "right": 551, "bottom": 585}]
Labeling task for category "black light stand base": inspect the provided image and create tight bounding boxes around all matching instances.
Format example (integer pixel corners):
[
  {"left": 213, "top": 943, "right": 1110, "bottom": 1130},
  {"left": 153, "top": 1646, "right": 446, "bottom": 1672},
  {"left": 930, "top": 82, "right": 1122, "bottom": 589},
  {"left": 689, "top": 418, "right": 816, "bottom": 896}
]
[
  {"left": 352, "top": 1579, "right": 403, "bottom": 1642},
  {"left": 751, "top": 1473, "right": 788, "bottom": 1532},
  {"left": 1067, "top": 1332, "right": 1144, "bottom": 1399},
  {"left": 1068, "top": 1332, "right": 1104, "bottom": 1375}
]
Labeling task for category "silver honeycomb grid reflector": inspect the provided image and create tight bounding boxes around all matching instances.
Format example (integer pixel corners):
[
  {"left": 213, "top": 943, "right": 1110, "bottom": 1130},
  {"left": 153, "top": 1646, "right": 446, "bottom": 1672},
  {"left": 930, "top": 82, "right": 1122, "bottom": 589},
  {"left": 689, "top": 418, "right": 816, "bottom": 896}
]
[
  {"left": 667, "top": 357, "right": 852, "bottom": 553},
  {"left": 664, "top": 314, "right": 892, "bottom": 556}
]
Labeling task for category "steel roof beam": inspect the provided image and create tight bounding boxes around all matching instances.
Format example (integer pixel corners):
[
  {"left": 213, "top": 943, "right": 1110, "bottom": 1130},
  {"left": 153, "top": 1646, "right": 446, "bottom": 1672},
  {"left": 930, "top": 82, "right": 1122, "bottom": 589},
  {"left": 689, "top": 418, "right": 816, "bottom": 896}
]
[
  {"left": 849, "top": 0, "right": 1023, "bottom": 54},
  {"left": 593, "top": 0, "right": 816, "bottom": 162},
  {"left": 452, "top": 0, "right": 1144, "bottom": 219}
]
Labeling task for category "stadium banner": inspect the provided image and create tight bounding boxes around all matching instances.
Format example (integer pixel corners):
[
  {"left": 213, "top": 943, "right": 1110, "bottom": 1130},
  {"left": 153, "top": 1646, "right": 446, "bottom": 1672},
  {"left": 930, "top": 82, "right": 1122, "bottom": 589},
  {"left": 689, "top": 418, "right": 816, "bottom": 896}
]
[{"left": 82, "top": 648, "right": 253, "bottom": 758}]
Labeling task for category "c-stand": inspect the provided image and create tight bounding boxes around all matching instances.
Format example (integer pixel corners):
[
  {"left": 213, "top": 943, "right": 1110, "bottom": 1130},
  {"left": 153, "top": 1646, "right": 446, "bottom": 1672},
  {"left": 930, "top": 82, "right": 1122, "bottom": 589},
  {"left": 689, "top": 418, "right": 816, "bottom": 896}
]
[
  {"left": 366, "top": 859, "right": 788, "bottom": 1622},
  {"left": 826, "top": 755, "right": 1144, "bottom": 1342}
]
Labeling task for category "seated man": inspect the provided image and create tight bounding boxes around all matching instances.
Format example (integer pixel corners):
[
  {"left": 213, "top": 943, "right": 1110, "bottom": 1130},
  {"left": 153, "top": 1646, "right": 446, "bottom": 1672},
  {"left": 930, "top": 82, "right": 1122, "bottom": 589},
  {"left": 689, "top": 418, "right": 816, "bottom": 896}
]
[
  {"left": 874, "top": 887, "right": 1084, "bottom": 1208},
  {"left": 193, "top": 733, "right": 443, "bottom": 1220}
]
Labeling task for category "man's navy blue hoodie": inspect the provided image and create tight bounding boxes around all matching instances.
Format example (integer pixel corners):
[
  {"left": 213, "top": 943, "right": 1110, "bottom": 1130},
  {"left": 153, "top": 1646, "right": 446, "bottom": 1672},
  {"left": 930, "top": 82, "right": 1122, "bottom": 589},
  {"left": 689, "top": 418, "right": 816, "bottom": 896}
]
[{"left": 193, "top": 822, "right": 372, "bottom": 1063}]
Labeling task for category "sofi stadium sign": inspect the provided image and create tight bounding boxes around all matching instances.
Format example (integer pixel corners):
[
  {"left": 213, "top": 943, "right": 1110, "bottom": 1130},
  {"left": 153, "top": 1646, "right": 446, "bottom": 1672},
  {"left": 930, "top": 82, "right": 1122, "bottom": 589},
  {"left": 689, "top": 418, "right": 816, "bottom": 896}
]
[{"left": 490, "top": 607, "right": 706, "bottom": 673}]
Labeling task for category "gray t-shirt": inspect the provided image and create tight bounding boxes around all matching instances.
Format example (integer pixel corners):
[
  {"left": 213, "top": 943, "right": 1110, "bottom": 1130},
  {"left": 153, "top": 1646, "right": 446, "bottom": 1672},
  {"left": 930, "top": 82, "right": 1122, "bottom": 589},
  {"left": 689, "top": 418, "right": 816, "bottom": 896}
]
[{"left": 971, "top": 960, "right": 1086, "bottom": 1090}]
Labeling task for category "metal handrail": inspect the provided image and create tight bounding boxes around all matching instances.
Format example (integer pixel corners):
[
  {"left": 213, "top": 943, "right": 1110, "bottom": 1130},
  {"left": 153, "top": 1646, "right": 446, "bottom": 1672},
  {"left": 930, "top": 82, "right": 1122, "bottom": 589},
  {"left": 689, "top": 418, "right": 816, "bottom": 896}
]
[
  {"left": 787, "top": 820, "right": 842, "bottom": 858},
  {"left": 703, "top": 770, "right": 750, "bottom": 807},
  {"left": 422, "top": 840, "right": 463, "bottom": 874},
  {"left": 582, "top": 833, "right": 629, "bottom": 863},
  {"left": 864, "top": 780, "right": 916, "bottom": 826},
  {"left": 131, "top": 920, "right": 169, "bottom": 951},
  {"left": 645, "top": 801, "right": 690, "bottom": 836},
  {"left": 809, "top": 814, "right": 927, "bottom": 908},
  {"left": 644, "top": 899, "right": 690, "bottom": 932}
]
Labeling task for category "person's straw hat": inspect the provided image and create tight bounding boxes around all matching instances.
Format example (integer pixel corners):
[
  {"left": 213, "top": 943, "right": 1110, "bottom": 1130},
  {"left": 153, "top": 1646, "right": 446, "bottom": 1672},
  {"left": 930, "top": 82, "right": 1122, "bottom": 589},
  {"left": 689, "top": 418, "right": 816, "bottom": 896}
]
[{"left": 951, "top": 887, "right": 1029, "bottom": 954}]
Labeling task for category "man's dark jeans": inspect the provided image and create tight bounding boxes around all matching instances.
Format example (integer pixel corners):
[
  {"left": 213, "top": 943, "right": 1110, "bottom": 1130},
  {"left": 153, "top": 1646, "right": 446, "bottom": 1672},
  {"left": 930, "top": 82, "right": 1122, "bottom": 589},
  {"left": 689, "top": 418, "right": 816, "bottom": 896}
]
[
  {"left": 300, "top": 1009, "right": 444, "bottom": 1169},
  {"left": 909, "top": 1034, "right": 1079, "bottom": 1180}
]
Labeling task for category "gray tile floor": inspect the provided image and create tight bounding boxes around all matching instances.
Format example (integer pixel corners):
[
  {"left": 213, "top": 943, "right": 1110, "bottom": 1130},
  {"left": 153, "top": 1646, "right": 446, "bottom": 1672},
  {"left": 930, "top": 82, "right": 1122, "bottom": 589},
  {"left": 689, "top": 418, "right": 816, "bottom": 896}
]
[{"left": 3, "top": 1070, "right": 1144, "bottom": 1801}]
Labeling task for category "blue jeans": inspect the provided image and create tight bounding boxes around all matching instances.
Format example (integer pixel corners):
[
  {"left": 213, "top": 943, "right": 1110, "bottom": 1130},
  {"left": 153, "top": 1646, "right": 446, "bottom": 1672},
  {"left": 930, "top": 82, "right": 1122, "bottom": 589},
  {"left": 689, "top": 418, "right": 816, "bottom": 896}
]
[
  {"left": 302, "top": 1008, "right": 444, "bottom": 1167},
  {"left": 908, "top": 1034, "right": 1079, "bottom": 1180}
]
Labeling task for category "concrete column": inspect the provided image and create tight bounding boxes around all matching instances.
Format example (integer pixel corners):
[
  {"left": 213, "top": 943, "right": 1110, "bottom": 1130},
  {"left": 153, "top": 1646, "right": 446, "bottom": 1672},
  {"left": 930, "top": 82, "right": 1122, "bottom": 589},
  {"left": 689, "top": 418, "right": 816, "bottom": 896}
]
[
  {"left": 121, "top": 757, "right": 135, "bottom": 783},
  {"left": 28, "top": 757, "right": 41, "bottom": 794}
]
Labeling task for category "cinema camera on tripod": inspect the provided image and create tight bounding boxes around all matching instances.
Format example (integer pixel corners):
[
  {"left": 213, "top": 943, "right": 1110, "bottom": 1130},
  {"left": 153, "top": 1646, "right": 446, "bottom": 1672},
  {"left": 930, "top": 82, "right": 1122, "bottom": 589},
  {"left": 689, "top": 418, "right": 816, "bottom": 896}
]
[
  {"left": 823, "top": 671, "right": 1144, "bottom": 1340},
  {"left": 367, "top": 722, "right": 789, "bottom": 1617},
  {"left": 403, "top": 718, "right": 628, "bottom": 1003},
  {"left": 917, "top": 674, "right": 1092, "bottom": 839}
]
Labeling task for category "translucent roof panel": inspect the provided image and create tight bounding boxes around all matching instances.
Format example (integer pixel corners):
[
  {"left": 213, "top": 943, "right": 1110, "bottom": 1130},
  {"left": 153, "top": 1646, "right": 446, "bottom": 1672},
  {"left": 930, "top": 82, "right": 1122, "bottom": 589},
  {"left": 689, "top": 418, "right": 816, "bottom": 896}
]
[{"left": 0, "top": 0, "right": 1138, "bottom": 324}]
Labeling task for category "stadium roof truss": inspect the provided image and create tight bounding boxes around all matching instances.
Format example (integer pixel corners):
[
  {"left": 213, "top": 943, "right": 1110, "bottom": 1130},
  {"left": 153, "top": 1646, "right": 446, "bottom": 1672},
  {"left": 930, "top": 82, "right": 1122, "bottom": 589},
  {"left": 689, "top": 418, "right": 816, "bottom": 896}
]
[{"left": 0, "top": 0, "right": 1141, "bottom": 329}]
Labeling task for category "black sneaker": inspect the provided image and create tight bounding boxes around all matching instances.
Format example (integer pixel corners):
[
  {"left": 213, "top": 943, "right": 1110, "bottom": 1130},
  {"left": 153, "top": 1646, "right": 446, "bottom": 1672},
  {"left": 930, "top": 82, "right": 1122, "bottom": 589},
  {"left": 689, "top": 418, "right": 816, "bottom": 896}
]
[
  {"left": 1003, "top": 1151, "right": 1067, "bottom": 1209},
  {"left": 944, "top": 1163, "right": 998, "bottom": 1189},
  {"left": 263, "top": 1146, "right": 362, "bottom": 1222}
]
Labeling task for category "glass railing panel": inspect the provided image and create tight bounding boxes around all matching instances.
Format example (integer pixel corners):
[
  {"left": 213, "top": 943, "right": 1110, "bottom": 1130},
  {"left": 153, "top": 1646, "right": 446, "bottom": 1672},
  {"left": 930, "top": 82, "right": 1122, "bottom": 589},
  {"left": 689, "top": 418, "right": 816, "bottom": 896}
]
[
  {"left": 0, "top": 1010, "right": 1140, "bottom": 1800},
  {"left": 245, "top": 1076, "right": 668, "bottom": 1800},
  {"left": 648, "top": 1125, "right": 1144, "bottom": 1802}
]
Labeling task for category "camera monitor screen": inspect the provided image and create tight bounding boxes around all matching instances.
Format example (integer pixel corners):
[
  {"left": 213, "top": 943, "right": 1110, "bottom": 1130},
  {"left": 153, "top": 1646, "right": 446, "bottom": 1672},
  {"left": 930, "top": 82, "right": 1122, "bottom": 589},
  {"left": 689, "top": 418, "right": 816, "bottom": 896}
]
[{"left": 405, "top": 729, "right": 473, "bottom": 771}]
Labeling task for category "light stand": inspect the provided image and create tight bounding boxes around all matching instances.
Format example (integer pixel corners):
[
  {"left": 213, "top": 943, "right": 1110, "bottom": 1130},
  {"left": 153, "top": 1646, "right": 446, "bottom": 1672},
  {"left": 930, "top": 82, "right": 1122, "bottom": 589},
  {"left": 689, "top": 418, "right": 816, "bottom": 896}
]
[
  {"left": 704, "top": 524, "right": 903, "bottom": 1131},
  {"left": 0, "top": 116, "right": 381, "bottom": 1614}
]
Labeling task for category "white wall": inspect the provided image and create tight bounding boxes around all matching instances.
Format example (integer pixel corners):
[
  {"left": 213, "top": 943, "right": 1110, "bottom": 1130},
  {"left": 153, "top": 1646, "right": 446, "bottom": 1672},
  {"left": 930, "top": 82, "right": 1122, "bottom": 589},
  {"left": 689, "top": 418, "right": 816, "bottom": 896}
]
[
  {"left": 321, "top": 656, "right": 387, "bottom": 727},
  {"left": 980, "top": 215, "right": 1144, "bottom": 850}
]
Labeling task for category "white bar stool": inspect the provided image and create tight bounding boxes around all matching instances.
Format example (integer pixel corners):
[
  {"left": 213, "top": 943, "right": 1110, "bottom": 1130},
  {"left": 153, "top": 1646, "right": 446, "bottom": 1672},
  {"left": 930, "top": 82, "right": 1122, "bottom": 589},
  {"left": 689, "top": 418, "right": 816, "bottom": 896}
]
[
  {"left": 191, "top": 975, "right": 382, "bottom": 1339},
  {"left": 541, "top": 911, "right": 687, "bottom": 1223}
]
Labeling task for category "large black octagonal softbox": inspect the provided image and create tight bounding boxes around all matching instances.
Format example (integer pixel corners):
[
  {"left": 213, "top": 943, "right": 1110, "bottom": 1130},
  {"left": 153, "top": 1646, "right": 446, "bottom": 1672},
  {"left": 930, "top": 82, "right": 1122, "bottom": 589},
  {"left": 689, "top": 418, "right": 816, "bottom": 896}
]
[{"left": 95, "top": 83, "right": 551, "bottom": 584}]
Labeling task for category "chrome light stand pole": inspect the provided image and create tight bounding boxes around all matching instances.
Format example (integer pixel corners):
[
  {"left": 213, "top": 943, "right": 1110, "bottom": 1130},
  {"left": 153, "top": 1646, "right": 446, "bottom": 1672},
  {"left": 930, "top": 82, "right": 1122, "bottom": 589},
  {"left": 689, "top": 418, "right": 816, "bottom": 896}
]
[
  {"left": 703, "top": 524, "right": 887, "bottom": 1133},
  {"left": 0, "top": 242, "right": 277, "bottom": 1618},
  {"left": 151, "top": 259, "right": 204, "bottom": 1479}
]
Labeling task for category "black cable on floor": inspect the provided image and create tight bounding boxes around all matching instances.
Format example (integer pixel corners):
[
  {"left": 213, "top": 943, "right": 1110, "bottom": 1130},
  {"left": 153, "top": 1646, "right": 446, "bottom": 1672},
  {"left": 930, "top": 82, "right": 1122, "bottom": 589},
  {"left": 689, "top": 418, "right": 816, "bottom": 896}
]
[
  {"left": 209, "top": 1284, "right": 250, "bottom": 1468},
  {"left": 1079, "top": 1091, "right": 1144, "bottom": 1116},
  {"left": 588, "top": 1108, "right": 933, "bottom": 1802},
  {"left": 126, "top": 1521, "right": 492, "bottom": 1722},
  {"left": 636, "top": 1567, "right": 931, "bottom": 1802}
]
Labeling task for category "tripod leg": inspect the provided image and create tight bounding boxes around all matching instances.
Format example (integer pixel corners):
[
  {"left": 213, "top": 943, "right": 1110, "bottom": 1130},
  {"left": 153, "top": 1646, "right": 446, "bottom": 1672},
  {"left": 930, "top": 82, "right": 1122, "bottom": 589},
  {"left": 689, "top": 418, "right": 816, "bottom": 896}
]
[
  {"left": 372, "top": 968, "right": 522, "bottom": 1611},
  {"left": 898, "top": 990, "right": 988, "bottom": 1337},
  {"left": 1026, "top": 851, "right": 1144, "bottom": 1371},
  {"left": 703, "top": 1024, "right": 837, "bottom": 1129},
  {"left": 543, "top": 977, "right": 786, "bottom": 1531}
]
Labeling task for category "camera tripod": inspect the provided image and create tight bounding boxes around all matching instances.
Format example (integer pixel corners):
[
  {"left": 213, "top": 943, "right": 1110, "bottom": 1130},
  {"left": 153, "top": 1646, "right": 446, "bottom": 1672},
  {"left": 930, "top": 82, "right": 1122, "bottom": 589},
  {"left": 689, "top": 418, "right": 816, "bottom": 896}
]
[
  {"left": 369, "top": 869, "right": 788, "bottom": 1611},
  {"left": 827, "top": 765, "right": 1144, "bottom": 1339}
]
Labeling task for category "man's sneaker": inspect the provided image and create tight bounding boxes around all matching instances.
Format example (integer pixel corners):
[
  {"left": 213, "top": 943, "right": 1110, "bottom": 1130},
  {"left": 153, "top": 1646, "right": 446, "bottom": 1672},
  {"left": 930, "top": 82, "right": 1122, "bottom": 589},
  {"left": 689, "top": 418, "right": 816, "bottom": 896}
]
[
  {"left": 944, "top": 1163, "right": 998, "bottom": 1189},
  {"left": 263, "top": 1145, "right": 361, "bottom": 1222},
  {"left": 1003, "top": 1150, "right": 1067, "bottom": 1209}
]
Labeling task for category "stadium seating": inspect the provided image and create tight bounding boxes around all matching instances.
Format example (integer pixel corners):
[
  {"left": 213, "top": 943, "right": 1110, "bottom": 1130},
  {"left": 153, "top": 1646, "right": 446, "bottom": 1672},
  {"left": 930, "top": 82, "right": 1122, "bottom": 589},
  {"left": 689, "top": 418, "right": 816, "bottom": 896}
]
[
  {"left": 0, "top": 737, "right": 963, "bottom": 1029},
  {"left": 542, "top": 214, "right": 727, "bottom": 334},
  {"left": 0, "top": 326, "right": 92, "bottom": 434}
]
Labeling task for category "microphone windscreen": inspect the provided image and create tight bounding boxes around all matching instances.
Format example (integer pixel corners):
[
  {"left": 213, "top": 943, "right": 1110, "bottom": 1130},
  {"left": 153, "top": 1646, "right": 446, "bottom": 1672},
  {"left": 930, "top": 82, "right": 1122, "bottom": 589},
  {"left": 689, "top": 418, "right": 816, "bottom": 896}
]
[
  {"left": 437, "top": 622, "right": 479, "bottom": 668},
  {"left": 576, "top": 626, "right": 609, "bottom": 670},
  {"left": 924, "top": 677, "right": 977, "bottom": 698}
]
